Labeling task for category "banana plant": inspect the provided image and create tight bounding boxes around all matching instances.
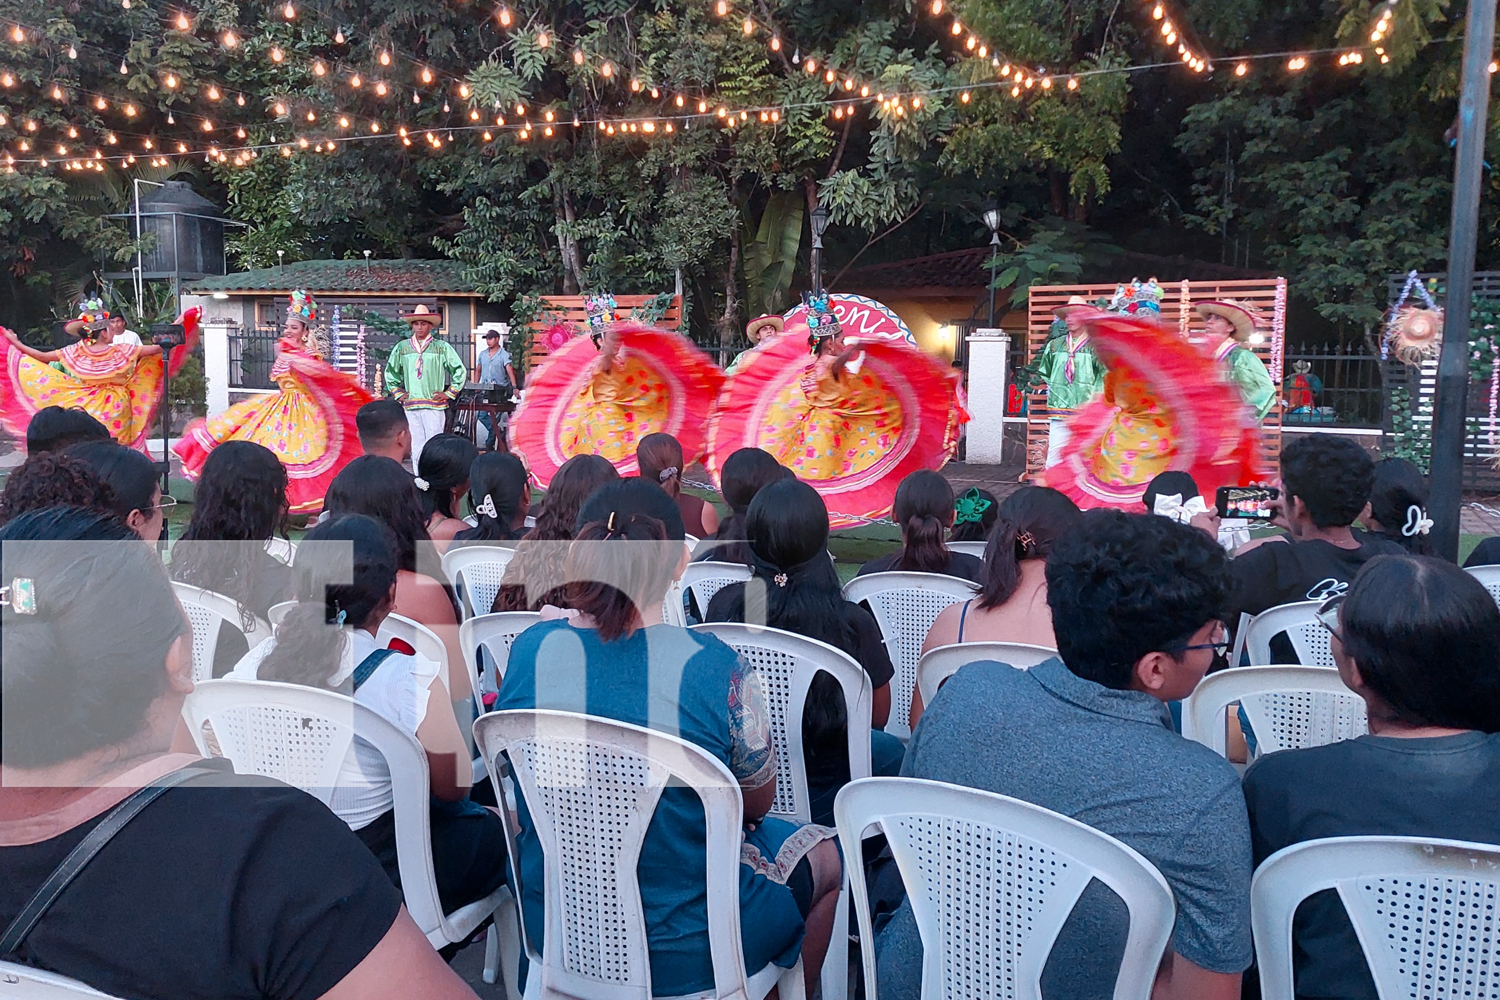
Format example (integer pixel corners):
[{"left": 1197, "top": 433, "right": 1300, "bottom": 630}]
[{"left": 741, "top": 192, "right": 805, "bottom": 319}]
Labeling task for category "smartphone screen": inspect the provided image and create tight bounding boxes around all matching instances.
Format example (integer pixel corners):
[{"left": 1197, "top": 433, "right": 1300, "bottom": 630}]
[{"left": 1216, "top": 485, "right": 1279, "bottom": 521}]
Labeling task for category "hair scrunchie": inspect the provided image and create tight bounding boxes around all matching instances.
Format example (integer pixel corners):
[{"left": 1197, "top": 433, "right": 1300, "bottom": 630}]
[{"left": 954, "top": 488, "right": 993, "bottom": 525}]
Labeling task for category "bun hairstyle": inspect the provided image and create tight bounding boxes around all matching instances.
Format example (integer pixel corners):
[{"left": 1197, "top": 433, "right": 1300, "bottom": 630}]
[
  {"left": 1368, "top": 457, "right": 1432, "bottom": 556},
  {"left": 256, "top": 515, "right": 400, "bottom": 690},
  {"left": 458, "top": 452, "right": 529, "bottom": 544},
  {"left": 415, "top": 433, "right": 479, "bottom": 521},
  {"left": 1, "top": 508, "right": 188, "bottom": 769},
  {"left": 977, "top": 487, "right": 1083, "bottom": 610},
  {"left": 893, "top": 469, "right": 955, "bottom": 574},
  {"left": 565, "top": 479, "right": 684, "bottom": 640},
  {"left": 636, "top": 432, "right": 685, "bottom": 500}
]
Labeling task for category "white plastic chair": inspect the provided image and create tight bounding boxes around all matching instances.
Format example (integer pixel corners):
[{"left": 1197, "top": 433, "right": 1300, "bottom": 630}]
[
  {"left": 0, "top": 961, "right": 121, "bottom": 997},
  {"left": 1233, "top": 600, "right": 1334, "bottom": 667},
  {"left": 442, "top": 544, "right": 518, "bottom": 619},
  {"left": 182, "top": 679, "right": 518, "bottom": 988},
  {"left": 1467, "top": 563, "right": 1500, "bottom": 606},
  {"left": 680, "top": 560, "right": 752, "bottom": 619},
  {"left": 267, "top": 599, "right": 297, "bottom": 628},
  {"left": 170, "top": 582, "right": 272, "bottom": 683},
  {"left": 834, "top": 777, "right": 1176, "bottom": 1000},
  {"left": 842, "top": 572, "right": 979, "bottom": 739},
  {"left": 263, "top": 536, "right": 297, "bottom": 565},
  {"left": 915, "top": 641, "right": 1059, "bottom": 708},
  {"left": 945, "top": 541, "right": 987, "bottom": 559},
  {"left": 378, "top": 612, "right": 451, "bottom": 695},
  {"left": 1251, "top": 836, "right": 1500, "bottom": 1000},
  {"left": 473, "top": 709, "right": 807, "bottom": 1000},
  {"left": 1181, "top": 665, "right": 1368, "bottom": 758},
  {"left": 460, "top": 611, "right": 544, "bottom": 719}
]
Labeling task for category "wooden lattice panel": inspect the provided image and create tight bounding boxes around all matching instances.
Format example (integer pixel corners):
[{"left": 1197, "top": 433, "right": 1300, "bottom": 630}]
[
  {"left": 1024, "top": 279, "right": 1286, "bottom": 484},
  {"left": 526, "top": 294, "right": 682, "bottom": 365}
]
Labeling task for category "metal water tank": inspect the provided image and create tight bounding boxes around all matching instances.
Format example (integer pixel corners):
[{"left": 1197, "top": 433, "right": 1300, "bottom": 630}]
[{"left": 136, "top": 181, "right": 226, "bottom": 277}]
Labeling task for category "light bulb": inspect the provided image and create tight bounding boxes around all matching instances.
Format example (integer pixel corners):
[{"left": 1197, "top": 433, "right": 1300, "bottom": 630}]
[
  {"left": 574, "top": 49, "right": 584, "bottom": 64},
  {"left": 376, "top": 81, "right": 388, "bottom": 95},
  {"left": 176, "top": 12, "right": 190, "bottom": 29},
  {"left": 421, "top": 67, "right": 433, "bottom": 83},
  {"left": 335, "top": 28, "right": 345, "bottom": 43},
  {"left": 380, "top": 51, "right": 391, "bottom": 66},
  {"left": 313, "top": 61, "right": 326, "bottom": 76},
  {"left": 498, "top": 6, "right": 512, "bottom": 26},
  {"left": 11, "top": 25, "right": 24, "bottom": 42},
  {"left": 283, "top": 3, "right": 295, "bottom": 18},
  {"left": 350, "top": 74, "right": 362, "bottom": 87},
  {"left": 236, "top": 93, "right": 245, "bottom": 105},
  {"left": 271, "top": 47, "right": 283, "bottom": 62},
  {"left": 601, "top": 62, "right": 613, "bottom": 77},
  {"left": 536, "top": 31, "right": 549, "bottom": 47},
  {"left": 67, "top": 45, "right": 77, "bottom": 59},
  {"left": 208, "top": 86, "right": 220, "bottom": 99},
  {"left": 120, "top": 59, "right": 129, "bottom": 74},
  {"left": 743, "top": 16, "right": 754, "bottom": 34}
]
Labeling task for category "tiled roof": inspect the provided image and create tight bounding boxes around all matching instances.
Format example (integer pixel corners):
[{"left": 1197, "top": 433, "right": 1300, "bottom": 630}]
[
  {"left": 187, "top": 258, "right": 480, "bottom": 295},
  {"left": 835, "top": 247, "right": 1273, "bottom": 294}
]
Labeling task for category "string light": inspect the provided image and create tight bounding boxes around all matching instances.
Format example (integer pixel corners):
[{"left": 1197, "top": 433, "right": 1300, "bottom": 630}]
[
  {"left": 283, "top": 3, "right": 296, "bottom": 19},
  {"left": 1287, "top": 55, "right": 1308, "bottom": 70},
  {"left": 270, "top": 47, "right": 283, "bottom": 62},
  {"left": 175, "top": 11, "right": 190, "bottom": 29},
  {"left": 379, "top": 51, "right": 392, "bottom": 66},
  {"left": 350, "top": 73, "right": 362, "bottom": 87},
  {"left": 498, "top": 6, "right": 512, "bottom": 26},
  {"left": 536, "top": 31, "right": 549, "bottom": 47}
]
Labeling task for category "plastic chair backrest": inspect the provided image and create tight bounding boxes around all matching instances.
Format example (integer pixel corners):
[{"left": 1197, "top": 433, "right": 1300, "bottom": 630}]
[
  {"left": 182, "top": 679, "right": 457, "bottom": 945},
  {"left": 680, "top": 561, "right": 753, "bottom": 618},
  {"left": 170, "top": 582, "right": 271, "bottom": 683},
  {"left": 915, "top": 641, "right": 1059, "bottom": 707},
  {"left": 1242, "top": 601, "right": 1334, "bottom": 666},
  {"left": 692, "top": 623, "right": 873, "bottom": 822},
  {"left": 267, "top": 600, "right": 296, "bottom": 628},
  {"left": 459, "top": 611, "right": 543, "bottom": 718},
  {"left": 841, "top": 572, "right": 980, "bottom": 738},
  {"left": 945, "top": 541, "right": 987, "bottom": 559},
  {"left": 0, "top": 962, "right": 120, "bottom": 998},
  {"left": 1251, "top": 836, "right": 1500, "bottom": 1000},
  {"left": 473, "top": 709, "right": 769, "bottom": 1000},
  {"left": 442, "top": 544, "right": 518, "bottom": 620},
  {"left": 378, "top": 613, "right": 450, "bottom": 694},
  {"left": 834, "top": 777, "right": 1176, "bottom": 1000},
  {"left": 1181, "top": 665, "right": 1367, "bottom": 757},
  {"left": 263, "top": 536, "right": 297, "bottom": 566},
  {"left": 1467, "top": 564, "right": 1500, "bottom": 607}
]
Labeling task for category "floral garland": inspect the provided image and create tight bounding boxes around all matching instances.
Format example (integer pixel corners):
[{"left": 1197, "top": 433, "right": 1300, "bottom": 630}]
[
  {"left": 329, "top": 304, "right": 342, "bottom": 367},
  {"left": 1270, "top": 278, "right": 1288, "bottom": 384},
  {"left": 1178, "top": 280, "right": 1191, "bottom": 339},
  {"left": 355, "top": 322, "right": 368, "bottom": 390}
]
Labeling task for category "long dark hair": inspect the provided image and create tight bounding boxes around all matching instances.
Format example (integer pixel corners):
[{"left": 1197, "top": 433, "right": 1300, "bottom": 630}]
[
  {"left": 69, "top": 441, "right": 158, "bottom": 521},
  {"left": 172, "top": 441, "right": 290, "bottom": 625},
  {"left": 564, "top": 479, "right": 685, "bottom": 641},
  {"left": 415, "top": 433, "right": 478, "bottom": 521},
  {"left": 977, "top": 487, "right": 1081, "bottom": 610},
  {"left": 325, "top": 455, "right": 431, "bottom": 573},
  {"left": 743, "top": 479, "right": 856, "bottom": 650},
  {"left": 1367, "top": 458, "right": 1432, "bottom": 556},
  {"left": 531, "top": 454, "right": 619, "bottom": 542},
  {"left": 703, "top": 447, "right": 789, "bottom": 564},
  {"left": 893, "top": 470, "right": 953, "bottom": 573},
  {"left": 492, "top": 454, "right": 619, "bottom": 612},
  {"left": 1, "top": 508, "right": 189, "bottom": 769},
  {"left": 454, "top": 452, "right": 529, "bottom": 545},
  {"left": 637, "top": 432, "right": 685, "bottom": 500},
  {"left": 1340, "top": 554, "right": 1500, "bottom": 732},
  {"left": 948, "top": 487, "right": 998, "bottom": 543},
  {"left": 257, "top": 515, "right": 400, "bottom": 689}
]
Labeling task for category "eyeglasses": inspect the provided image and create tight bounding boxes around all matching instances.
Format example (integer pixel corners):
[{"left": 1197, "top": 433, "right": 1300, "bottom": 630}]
[
  {"left": 1315, "top": 595, "right": 1344, "bottom": 638},
  {"left": 1167, "top": 625, "right": 1229, "bottom": 656},
  {"left": 149, "top": 495, "right": 178, "bottom": 514}
]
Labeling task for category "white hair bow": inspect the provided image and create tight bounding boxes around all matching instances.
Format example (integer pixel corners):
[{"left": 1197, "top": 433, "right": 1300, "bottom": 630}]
[
  {"left": 1152, "top": 493, "right": 1210, "bottom": 524},
  {"left": 475, "top": 493, "right": 499, "bottom": 519},
  {"left": 1402, "top": 504, "right": 1433, "bottom": 537}
]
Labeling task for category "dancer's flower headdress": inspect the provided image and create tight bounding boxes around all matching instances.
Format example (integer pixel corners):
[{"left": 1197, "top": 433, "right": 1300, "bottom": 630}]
[
  {"left": 1108, "top": 278, "right": 1164, "bottom": 317},
  {"left": 585, "top": 292, "right": 618, "bottom": 346},
  {"left": 804, "top": 290, "right": 842, "bottom": 353},
  {"left": 288, "top": 289, "right": 317, "bottom": 324},
  {"left": 66, "top": 297, "right": 111, "bottom": 339}
]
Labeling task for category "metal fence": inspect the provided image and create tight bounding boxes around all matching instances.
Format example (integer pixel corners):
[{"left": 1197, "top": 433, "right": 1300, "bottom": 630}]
[
  {"left": 227, "top": 327, "right": 282, "bottom": 390},
  {"left": 1282, "top": 342, "right": 1384, "bottom": 428},
  {"left": 226, "top": 324, "right": 473, "bottom": 393}
]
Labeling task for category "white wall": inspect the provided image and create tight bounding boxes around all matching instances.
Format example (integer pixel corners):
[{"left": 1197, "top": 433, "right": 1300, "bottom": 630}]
[{"left": 965, "top": 330, "right": 1010, "bottom": 464}]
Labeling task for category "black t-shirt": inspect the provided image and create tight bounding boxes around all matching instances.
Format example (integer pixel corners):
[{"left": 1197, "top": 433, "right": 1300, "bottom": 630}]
[
  {"left": 1465, "top": 535, "right": 1500, "bottom": 567},
  {"left": 1229, "top": 535, "right": 1405, "bottom": 618},
  {"left": 856, "top": 549, "right": 983, "bottom": 584},
  {"left": 1243, "top": 733, "right": 1500, "bottom": 1000},
  {"left": 1, "top": 766, "right": 403, "bottom": 1000}
]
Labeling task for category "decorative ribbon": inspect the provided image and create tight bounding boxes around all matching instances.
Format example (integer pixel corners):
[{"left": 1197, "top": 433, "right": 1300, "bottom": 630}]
[
  {"left": 1270, "top": 278, "right": 1288, "bottom": 384},
  {"left": 1152, "top": 493, "right": 1210, "bottom": 524},
  {"left": 1179, "top": 280, "right": 1191, "bottom": 339}
]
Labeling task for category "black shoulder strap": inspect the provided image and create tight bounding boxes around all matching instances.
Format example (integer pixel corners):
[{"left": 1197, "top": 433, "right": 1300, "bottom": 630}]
[
  {"left": 0, "top": 764, "right": 218, "bottom": 958},
  {"left": 352, "top": 647, "right": 399, "bottom": 691}
]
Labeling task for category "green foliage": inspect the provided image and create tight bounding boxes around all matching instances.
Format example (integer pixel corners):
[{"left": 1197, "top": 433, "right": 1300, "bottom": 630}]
[{"left": 742, "top": 192, "right": 804, "bottom": 316}]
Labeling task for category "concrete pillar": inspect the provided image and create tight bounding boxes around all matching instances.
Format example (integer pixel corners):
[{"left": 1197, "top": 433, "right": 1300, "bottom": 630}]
[
  {"left": 203, "top": 318, "right": 232, "bottom": 418},
  {"left": 965, "top": 329, "right": 1010, "bottom": 464}
]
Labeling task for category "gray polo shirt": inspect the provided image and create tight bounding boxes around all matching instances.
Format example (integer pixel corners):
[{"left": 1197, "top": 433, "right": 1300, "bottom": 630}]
[{"left": 876, "top": 658, "right": 1252, "bottom": 1000}]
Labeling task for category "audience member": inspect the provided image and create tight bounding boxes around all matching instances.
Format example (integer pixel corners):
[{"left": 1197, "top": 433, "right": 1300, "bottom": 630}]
[
  {"left": 880, "top": 510, "right": 1251, "bottom": 1000},
  {"left": 415, "top": 433, "right": 479, "bottom": 553},
  {"left": 1143, "top": 470, "right": 1203, "bottom": 517},
  {"left": 694, "top": 447, "right": 790, "bottom": 565},
  {"left": 325, "top": 456, "right": 470, "bottom": 705},
  {"left": 637, "top": 431, "right": 720, "bottom": 537},
  {"left": 68, "top": 441, "right": 167, "bottom": 542},
  {"left": 0, "top": 507, "right": 477, "bottom": 1000},
  {"left": 24, "top": 405, "right": 110, "bottom": 454},
  {"left": 1466, "top": 535, "right": 1500, "bottom": 568},
  {"left": 913, "top": 486, "right": 1082, "bottom": 727},
  {"left": 947, "top": 487, "right": 997, "bottom": 543},
  {"left": 857, "top": 470, "right": 982, "bottom": 582},
  {"left": 170, "top": 441, "right": 295, "bottom": 676},
  {"left": 495, "top": 479, "right": 841, "bottom": 997},
  {"left": 451, "top": 452, "right": 530, "bottom": 546},
  {"left": 357, "top": 399, "right": 414, "bottom": 466},
  {"left": 1243, "top": 555, "right": 1500, "bottom": 1000},
  {"left": 492, "top": 453, "right": 617, "bottom": 611},
  {"left": 1360, "top": 457, "right": 1432, "bottom": 556},
  {"left": 0, "top": 452, "right": 115, "bottom": 526},
  {"left": 233, "top": 515, "right": 508, "bottom": 914},
  {"left": 704, "top": 478, "right": 903, "bottom": 824}
]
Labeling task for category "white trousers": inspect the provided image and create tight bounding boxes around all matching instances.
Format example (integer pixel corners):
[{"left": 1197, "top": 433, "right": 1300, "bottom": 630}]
[
  {"left": 406, "top": 408, "right": 447, "bottom": 470},
  {"left": 1046, "top": 417, "right": 1072, "bottom": 468}
]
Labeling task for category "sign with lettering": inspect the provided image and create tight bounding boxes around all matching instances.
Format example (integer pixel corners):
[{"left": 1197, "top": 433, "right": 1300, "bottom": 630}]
[{"left": 783, "top": 293, "right": 914, "bottom": 344}]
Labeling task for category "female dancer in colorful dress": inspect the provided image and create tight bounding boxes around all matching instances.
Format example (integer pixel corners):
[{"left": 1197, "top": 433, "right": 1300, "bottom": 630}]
[
  {"left": 509, "top": 293, "right": 725, "bottom": 487},
  {"left": 1047, "top": 285, "right": 1262, "bottom": 510},
  {"left": 0, "top": 298, "right": 199, "bottom": 452},
  {"left": 175, "top": 291, "right": 373, "bottom": 514},
  {"left": 707, "top": 292, "right": 964, "bottom": 527}
]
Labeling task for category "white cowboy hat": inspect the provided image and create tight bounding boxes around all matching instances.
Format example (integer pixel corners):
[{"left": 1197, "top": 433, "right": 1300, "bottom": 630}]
[
  {"left": 400, "top": 303, "right": 443, "bottom": 326},
  {"left": 1052, "top": 295, "right": 1094, "bottom": 318}
]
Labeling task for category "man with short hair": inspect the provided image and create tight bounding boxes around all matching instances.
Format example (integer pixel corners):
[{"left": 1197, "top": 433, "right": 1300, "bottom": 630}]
[
  {"left": 104, "top": 313, "right": 143, "bottom": 348},
  {"left": 473, "top": 327, "right": 516, "bottom": 450},
  {"left": 25, "top": 406, "right": 111, "bottom": 454},
  {"left": 356, "top": 399, "right": 413, "bottom": 467},
  {"left": 878, "top": 510, "right": 1251, "bottom": 1000}
]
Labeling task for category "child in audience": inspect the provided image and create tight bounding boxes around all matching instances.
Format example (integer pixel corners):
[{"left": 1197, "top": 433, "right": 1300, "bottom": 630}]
[
  {"left": 492, "top": 453, "right": 618, "bottom": 611},
  {"left": 451, "top": 452, "right": 530, "bottom": 546},
  {"left": 857, "top": 470, "right": 982, "bottom": 582},
  {"left": 695, "top": 447, "right": 790, "bottom": 565},
  {"left": 415, "top": 433, "right": 479, "bottom": 553},
  {"left": 638, "top": 431, "right": 720, "bottom": 537},
  {"left": 705, "top": 478, "right": 904, "bottom": 823},
  {"left": 913, "top": 486, "right": 1081, "bottom": 727},
  {"left": 1243, "top": 554, "right": 1500, "bottom": 1000},
  {"left": 234, "top": 514, "right": 508, "bottom": 914}
]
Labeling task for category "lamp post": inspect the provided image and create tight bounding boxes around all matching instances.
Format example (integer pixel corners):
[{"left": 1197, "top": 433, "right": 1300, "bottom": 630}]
[
  {"left": 983, "top": 202, "right": 1003, "bottom": 328},
  {"left": 810, "top": 204, "right": 830, "bottom": 293}
]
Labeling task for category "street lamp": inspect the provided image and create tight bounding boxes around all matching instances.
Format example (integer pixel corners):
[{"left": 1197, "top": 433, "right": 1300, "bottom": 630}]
[
  {"left": 810, "top": 204, "right": 830, "bottom": 293},
  {"left": 982, "top": 201, "right": 1002, "bottom": 328}
]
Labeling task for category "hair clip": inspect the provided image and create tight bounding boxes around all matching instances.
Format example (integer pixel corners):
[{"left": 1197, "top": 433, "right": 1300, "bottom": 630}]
[
  {"left": 475, "top": 494, "right": 499, "bottom": 519},
  {"left": 1016, "top": 530, "right": 1037, "bottom": 552},
  {"left": 953, "top": 488, "right": 993, "bottom": 525},
  {"left": 657, "top": 466, "right": 679, "bottom": 483},
  {"left": 773, "top": 573, "right": 789, "bottom": 588},
  {"left": 1402, "top": 504, "right": 1433, "bottom": 537},
  {"left": 606, "top": 511, "right": 618, "bottom": 532},
  {"left": 413, "top": 477, "right": 430, "bottom": 492},
  {"left": 0, "top": 577, "right": 37, "bottom": 615},
  {"left": 335, "top": 607, "right": 348, "bottom": 627}
]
